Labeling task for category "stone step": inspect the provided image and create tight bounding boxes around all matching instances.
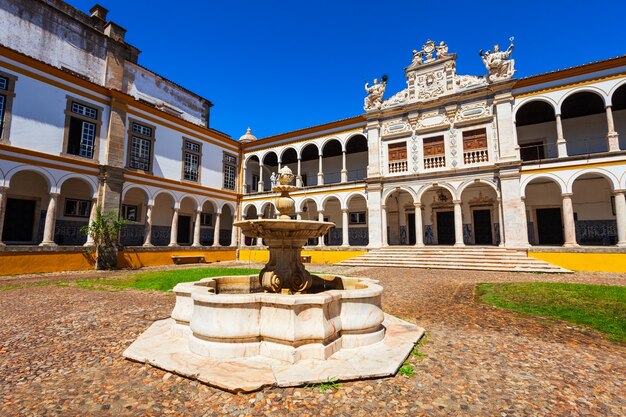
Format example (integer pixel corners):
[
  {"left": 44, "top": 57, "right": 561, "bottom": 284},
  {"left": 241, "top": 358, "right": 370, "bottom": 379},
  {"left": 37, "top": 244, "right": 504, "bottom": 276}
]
[
  {"left": 338, "top": 247, "right": 570, "bottom": 273},
  {"left": 338, "top": 261, "right": 569, "bottom": 273}
]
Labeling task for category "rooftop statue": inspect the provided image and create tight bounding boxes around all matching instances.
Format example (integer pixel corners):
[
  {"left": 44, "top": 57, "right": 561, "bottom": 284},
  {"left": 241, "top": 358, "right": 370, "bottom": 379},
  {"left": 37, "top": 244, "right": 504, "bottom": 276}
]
[
  {"left": 364, "top": 76, "right": 387, "bottom": 110},
  {"left": 479, "top": 37, "right": 516, "bottom": 82}
]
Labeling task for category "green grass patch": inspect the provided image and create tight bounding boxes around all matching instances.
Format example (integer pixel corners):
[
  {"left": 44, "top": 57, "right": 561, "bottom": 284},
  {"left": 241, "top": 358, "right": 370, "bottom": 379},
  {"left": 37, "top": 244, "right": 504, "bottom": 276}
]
[
  {"left": 477, "top": 282, "right": 626, "bottom": 342},
  {"left": 77, "top": 267, "right": 260, "bottom": 292}
]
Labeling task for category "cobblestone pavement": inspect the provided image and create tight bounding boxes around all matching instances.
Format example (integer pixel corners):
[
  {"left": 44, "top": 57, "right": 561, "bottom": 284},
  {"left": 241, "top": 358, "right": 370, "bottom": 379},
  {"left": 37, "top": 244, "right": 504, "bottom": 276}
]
[{"left": 1, "top": 265, "right": 625, "bottom": 416}]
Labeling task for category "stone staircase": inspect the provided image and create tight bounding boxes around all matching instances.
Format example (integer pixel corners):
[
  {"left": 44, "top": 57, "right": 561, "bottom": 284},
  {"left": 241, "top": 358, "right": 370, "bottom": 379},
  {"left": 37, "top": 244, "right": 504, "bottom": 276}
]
[{"left": 338, "top": 246, "right": 571, "bottom": 273}]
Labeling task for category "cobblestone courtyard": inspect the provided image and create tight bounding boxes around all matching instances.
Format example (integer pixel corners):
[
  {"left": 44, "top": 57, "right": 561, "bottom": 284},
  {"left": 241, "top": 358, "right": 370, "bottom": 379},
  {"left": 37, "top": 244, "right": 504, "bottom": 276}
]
[{"left": 1, "top": 264, "right": 624, "bottom": 416}]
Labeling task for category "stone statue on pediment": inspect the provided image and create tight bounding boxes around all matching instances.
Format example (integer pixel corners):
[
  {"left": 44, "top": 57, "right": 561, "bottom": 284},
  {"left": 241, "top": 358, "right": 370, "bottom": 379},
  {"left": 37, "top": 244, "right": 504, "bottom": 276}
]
[
  {"left": 364, "top": 77, "right": 387, "bottom": 110},
  {"left": 479, "top": 37, "right": 516, "bottom": 82}
]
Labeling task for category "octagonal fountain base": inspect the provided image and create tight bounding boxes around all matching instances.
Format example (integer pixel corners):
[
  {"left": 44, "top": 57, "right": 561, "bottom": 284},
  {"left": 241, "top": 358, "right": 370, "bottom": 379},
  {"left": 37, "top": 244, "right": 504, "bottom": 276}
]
[{"left": 124, "top": 274, "right": 424, "bottom": 393}]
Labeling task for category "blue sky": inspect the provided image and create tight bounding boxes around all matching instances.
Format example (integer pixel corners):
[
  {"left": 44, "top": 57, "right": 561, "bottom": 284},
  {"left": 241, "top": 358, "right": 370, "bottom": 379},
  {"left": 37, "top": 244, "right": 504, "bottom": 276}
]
[{"left": 69, "top": 0, "right": 625, "bottom": 139}]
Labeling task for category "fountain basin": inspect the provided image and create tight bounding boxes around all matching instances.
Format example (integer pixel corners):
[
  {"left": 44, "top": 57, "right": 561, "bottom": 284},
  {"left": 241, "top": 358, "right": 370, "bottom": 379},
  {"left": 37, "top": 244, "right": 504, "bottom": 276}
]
[{"left": 170, "top": 275, "right": 384, "bottom": 363}]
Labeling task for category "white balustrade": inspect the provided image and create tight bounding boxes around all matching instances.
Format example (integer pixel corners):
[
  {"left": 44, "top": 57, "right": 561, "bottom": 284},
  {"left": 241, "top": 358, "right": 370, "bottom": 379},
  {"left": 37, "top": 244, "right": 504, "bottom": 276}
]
[
  {"left": 423, "top": 155, "right": 446, "bottom": 169},
  {"left": 463, "top": 148, "right": 489, "bottom": 165},
  {"left": 388, "top": 160, "right": 408, "bottom": 173}
]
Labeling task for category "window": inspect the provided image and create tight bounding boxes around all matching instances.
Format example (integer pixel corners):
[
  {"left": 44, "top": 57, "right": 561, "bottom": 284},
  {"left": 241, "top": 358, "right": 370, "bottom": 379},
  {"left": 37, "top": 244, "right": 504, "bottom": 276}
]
[
  {"left": 63, "top": 97, "right": 102, "bottom": 159},
  {"left": 201, "top": 213, "right": 213, "bottom": 226},
  {"left": 462, "top": 128, "right": 488, "bottom": 164},
  {"left": 64, "top": 198, "right": 91, "bottom": 218},
  {"left": 182, "top": 139, "right": 202, "bottom": 182},
  {"left": 223, "top": 152, "right": 237, "bottom": 190},
  {"left": 388, "top": 142, "right": 408, "bottom": 173},
  {"left": 127, "top": 120, "right": 156, "bottom": 172},
  {"left": 0, "top": 71, "right": 17, "bottom": 143},
  {"left": 349, "top": 211, "right": 367, "bottom": 224},
  {"left": 121, "top": 204, "right": 138, "bottom": 222}
]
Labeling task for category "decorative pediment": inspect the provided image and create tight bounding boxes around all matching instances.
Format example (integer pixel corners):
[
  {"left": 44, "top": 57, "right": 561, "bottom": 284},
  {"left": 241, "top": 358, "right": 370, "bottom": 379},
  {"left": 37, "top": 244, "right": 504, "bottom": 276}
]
[
  {"left": 455, "top": 101, "right": 492, "bottom": 123},
  {"left": 382, "top": 119, "right": 411, "bottom": 137}
]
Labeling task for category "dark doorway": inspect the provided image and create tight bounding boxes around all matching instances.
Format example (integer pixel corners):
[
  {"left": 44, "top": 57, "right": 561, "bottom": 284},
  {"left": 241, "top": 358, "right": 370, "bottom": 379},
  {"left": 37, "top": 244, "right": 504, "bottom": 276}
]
[
  {"left": 473, "top": 209, "right": 493, "bottom": 245},
  {"left": 536, "top": 208, "right": 564, "bottom": 245},
  {"left": 436, "top": 211, "right": 455, "bottom": 245},
  {"left": 177, "top": 215, "right": 191, "bottom": 245},
  {"left": 3, "top": 198, "right": 36, "bottom": 243},
  {"left": 407, "top": 212, "right": 416, "bottom": 245}
]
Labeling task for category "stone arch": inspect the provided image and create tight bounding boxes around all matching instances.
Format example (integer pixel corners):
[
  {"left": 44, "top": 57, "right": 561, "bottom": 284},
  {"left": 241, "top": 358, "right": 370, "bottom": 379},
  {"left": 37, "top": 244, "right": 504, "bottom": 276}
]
[
  {"left": 520, "top": 174, "right": 566, "bottom": 198},
  {"left": 345, "top": 191, "right": 367, "bottom": 207},
  {"left": 280, "top": 147, "right": 298, "bottom": 166},
  {"left": 179, "top": 195, "right": 199, "bottom": 212},
  {"left": 220, "top": 201, "right": 237, "bottom": 215},
  {"left": 244, "top": 153, "right": 260, "bottom": 165},
  {"left": 609, "top": 79, "right": 626, "bottom": 101},
  {"left": 298, "top": 142, "right": 320, "bottom": 159},
  {"left": 122, "top": 184, "right": 152, "bottom": 202},
  {"left": 57, "top": 174, "right": 98, "bottom": 197},
  {"left": 5, "top": 165, "right": 54, "bottom": 192},
  {"left": 199, "top": 197, "right": 219, "bottom": 213},
  {"left": 513, "top": 97, "right": 558, "bottom": 122},
  {"left": 153, "top": 190, "right": 177, "bottom": 207},
  {"left": 566, "top": 168, "right": 619, "bottom": 193},
  {"left": 321, "top": 136, "right": 344, "bottom": 153},
  {"left": 457, "top": 179, "right": 500, "bottom": 199},
  {"left": 415, "top": 183, "right": 455, "bottom": 202},
  {"left": 321, "top": 193, "right": 344, "bottom": 210},
  {"left": 558, "top": 86, "right": 610, "bottom": 111},
  {"left": 382, "top": 186, "right": 418, "bottom": 205}
]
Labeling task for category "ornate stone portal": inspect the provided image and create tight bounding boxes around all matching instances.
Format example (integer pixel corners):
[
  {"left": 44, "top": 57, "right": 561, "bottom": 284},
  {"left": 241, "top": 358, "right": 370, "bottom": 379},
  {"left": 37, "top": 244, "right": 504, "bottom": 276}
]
[{"left": 124, "top": 166, "right": 424, "bottom": 392}]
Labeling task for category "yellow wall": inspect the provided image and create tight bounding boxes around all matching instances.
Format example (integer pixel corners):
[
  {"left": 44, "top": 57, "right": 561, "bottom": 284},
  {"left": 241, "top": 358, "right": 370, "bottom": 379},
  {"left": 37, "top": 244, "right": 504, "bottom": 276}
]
[
  {"left": 0, "top": 251, "right": 95, "bottom": 275},
  {"left": 529, "top": 252, "right": 626, "bottom": 272},
  {"left": 238, "top": 249, "right": 365, "bottom": 264},
  {"left": 0, "top": 249, "right": 236, "bottom": 276}
]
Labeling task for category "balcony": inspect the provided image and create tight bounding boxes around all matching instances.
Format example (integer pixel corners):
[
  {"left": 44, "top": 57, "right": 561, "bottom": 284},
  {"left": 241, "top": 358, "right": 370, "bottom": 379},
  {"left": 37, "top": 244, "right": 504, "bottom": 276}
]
[
  {"left": 388, "top": 159, "right": 408, "bottom": 174},
  {"left": 463, "top": 148, "right": 488, "bottom": 165},
  {"left": 424, "top": 155, "right": 445, "bottom": 169}
]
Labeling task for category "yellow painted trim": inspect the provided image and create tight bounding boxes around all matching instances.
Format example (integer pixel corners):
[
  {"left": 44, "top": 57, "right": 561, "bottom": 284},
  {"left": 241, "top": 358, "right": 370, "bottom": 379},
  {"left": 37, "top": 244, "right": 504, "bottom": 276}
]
[
  {"left": 238, "top": 249, "right": 365, "bottom": 264},
  {"left": 0, "top": 249, "right": 237, "bottom": 276},
  {"left": 528, "top": 251, "right": 626, "bottom": 272},
  {"left": 242, "top": 186, "right": 367, "bottom": 202},
  {"left": 245, "top": 127, "right": 366, "bottom": 153},
  {"left": 515, "top": 72, "right": 626, "bottom": 98},
  {"left": 522, "top": 158, "right": 626, "bottom": 174},
  {"left": 124, "top": 178, "right": 238, "bottom": 202}
]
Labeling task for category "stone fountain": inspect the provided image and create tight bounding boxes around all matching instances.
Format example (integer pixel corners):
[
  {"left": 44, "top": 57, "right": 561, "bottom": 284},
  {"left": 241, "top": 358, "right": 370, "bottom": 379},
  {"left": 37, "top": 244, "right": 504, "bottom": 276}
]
[{"left": 124, "top": 167, "right": 424, "bottom": 392}]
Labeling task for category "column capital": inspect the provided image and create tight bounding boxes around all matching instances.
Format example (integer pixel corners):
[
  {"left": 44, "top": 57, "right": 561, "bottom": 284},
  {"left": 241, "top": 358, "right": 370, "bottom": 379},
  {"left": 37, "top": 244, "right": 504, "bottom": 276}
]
[
  {"left": 381, "top": 204, "right": 386, "bottom": 210},
  {"left": 613, "top": 189, "right": 626, "bottom": 195},
  {"left": 49, "top": 192, "right": 61, "bottom": 198},
  {"left": 341, "top": 208, "right": 349, "bottom": 213},
  {"left": 195, "top": 208, "right": 203, "bottom": 214},
  {"left": 0, "top": 185, "right": 8, "bottom": 194},
  {"left": 453, "top": 199, "right": 462, "bottom": 205},
  {"left": 561, "top": 193, "right": 573, "bottom": 198},
  {"left": 317, "top": 210, "right": 324, "bottom": 215},
  {"left": 605, "top": 104, "right": 613, "bottom": 109},
  {"left": 413, "top": 202, "right": 422, "bottom": 208},
  {"left": 173, "top": 207, "right": 180, "bottom": 212}
]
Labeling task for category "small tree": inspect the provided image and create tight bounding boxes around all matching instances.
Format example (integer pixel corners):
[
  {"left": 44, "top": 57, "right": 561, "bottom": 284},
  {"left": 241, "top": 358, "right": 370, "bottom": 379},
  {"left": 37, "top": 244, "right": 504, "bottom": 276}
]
[{"left": 81, "top": 207, "right": 126, "bottom": 270}]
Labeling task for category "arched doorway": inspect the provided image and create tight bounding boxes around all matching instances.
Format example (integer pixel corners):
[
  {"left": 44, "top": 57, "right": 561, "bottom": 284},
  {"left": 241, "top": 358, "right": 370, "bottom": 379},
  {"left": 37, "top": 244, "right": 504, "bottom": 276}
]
[
  {"left": 345, "top": 135, "right": 368, "bottom": 181},
  {"left": 561, "top": 91, "right": 608, "bottom": 155},
  {"left": 384, "top": 189, "right": 415, "bottom": 245},
  {"left": 346, "top": 194, "right": 368, "bottom": 246},
  {"left": 3, "top": 170, "right": 50, "bottom": 244},
  {"left": 459, "top": 182, "right": 500, "bottom": 245},
  {"left": 571, "top": 173, "right": 617, "bottom": 245},
  {"left": 524, "top": 178, "right": 565, "bottom": 245},
  {"left": 419, "top": 186, "right": 456, "bottom": 245}
]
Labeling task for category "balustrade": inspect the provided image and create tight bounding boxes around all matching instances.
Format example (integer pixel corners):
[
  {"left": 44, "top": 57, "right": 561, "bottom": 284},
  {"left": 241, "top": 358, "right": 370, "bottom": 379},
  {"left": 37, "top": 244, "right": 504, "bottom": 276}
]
[
  {"left": 388, "top": 160, "right": 408, "bottom": 173},
  {"left": 463, "top": 148, "right": 489, "bottom": 165},
  {"left": 423, "top": 155, "right": 445, "bottom": 169}
]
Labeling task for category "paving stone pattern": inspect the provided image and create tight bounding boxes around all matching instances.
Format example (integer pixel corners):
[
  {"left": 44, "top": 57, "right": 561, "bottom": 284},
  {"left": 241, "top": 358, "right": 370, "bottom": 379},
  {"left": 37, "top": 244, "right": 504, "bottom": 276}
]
[{"left": 1, "top": 264, "right": 625, "bottom": 416}]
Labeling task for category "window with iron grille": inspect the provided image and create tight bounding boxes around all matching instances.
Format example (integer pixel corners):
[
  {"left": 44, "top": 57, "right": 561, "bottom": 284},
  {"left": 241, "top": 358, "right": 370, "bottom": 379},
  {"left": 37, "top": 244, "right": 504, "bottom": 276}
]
[
  {"left": 121, "top": 204, "right": 139, "bottom": 222},
  {"left": 65, "top": 100, "right": 100, "bottom": 159},
  {"left": 223, "top": 152, "right": 237, "bottom": 190},
  {"left": 183, "top": 139, "right": 201, "bottom": 182},
  {"left": 128, "top": 121, "right": 155, "bottom": 172}
]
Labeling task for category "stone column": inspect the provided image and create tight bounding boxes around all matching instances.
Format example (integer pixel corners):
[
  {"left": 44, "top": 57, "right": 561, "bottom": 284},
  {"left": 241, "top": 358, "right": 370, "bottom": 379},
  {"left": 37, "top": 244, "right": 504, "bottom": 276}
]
[
  {"left": 143, "top": 204, "right": 154, "bottom": 247},
  {"left": 613, "top": 191, "right": 626, "bottom": 247},
  {"left": 0, "top": 186, "right": 8, "bottom": 246},
  {"left": 497, "top": 198, "right": 505, "bottom": 247},
  {"left": 366, "top": 183, "right": 383, "bottom": 248},
  {"left": 83, "top": 197, "right": 98, "bottom": 247},
  {"left": 500, "top": 170, "right": 530, "bottom": 248},
  {"left": 213, "top": 212, "right": 221, "bottom": 247},
  {"left": 341, "top": 208, "right": 349, "bottom": 247},
  {"left": 606, "top": 105, "right": 620, "bottom": 152},
  {"left": 296, "top": 211, "right": 302, "bottom": 220},
  {"left": 168, "top": 208, "right": 179, "bottom": 247},
  {"left": 381, "top": 205, "right": 388, "bottom": 247},
  {"left": 192, "top": 209, "right": 202, "bottom": 247},
  {"left": 317, "top": 154, "right": 324, "bottom": 186},
  {"left": 414, "top": 202, "right": 424, "bottom": 247},
  {"left": 242, "top": 166, "right": 248, "bottom": 194},
  {"left": 318, "top": 210, "right": 325, "bottom": 246},
  {"left": 555, "top": 113, "right": 568, "bottom": 158},
  {"left": 296, "top": 158, "right": 303, "bottom": 188},
  {"left": 230, "top": 224, "right": 238, "bottom": 247},
  {"left": 341, "top": 150, "right": 348, "bottom": 183},
  {"left": 494, "top": 94, "right": 517, "bottom": 161},
  {"left": 240, "top": 215, "right": 247, "bottom": 247},
  {"left": 258, "top": 163, "right": 264, "bottom": 192},
  {"left": 366, "top": 120, "right": 381, "bottom": 177},
  {"left": 561, "top": 193, "right": 578, "bottom": 247},
  {"left": 256, "top": 214, "right": 263, "bottom": 246},
  {"left": 278, "top": 161, "right": 282, "bottom": 172},
  {"left": 40, "top": 192, "right": 59, "bottom": 246},
  {"left": 453, "top": 200, "right": 465, "bottom": 247}
]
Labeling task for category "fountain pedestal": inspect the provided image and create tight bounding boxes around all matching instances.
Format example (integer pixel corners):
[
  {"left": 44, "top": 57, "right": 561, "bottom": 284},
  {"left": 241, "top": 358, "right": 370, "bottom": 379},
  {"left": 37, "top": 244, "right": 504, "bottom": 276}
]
[{"left": 123, "top": 166, "right": 424, "bottom": 392}]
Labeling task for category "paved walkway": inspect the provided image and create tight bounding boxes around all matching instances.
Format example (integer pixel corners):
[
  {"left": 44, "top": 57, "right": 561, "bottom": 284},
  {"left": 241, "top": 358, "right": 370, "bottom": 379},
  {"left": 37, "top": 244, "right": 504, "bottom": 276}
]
[{"left": 0, "top": 265, "right": 624, "bottom": 416}]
